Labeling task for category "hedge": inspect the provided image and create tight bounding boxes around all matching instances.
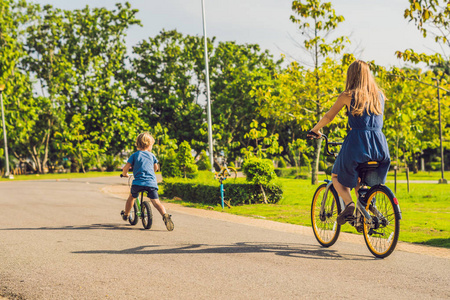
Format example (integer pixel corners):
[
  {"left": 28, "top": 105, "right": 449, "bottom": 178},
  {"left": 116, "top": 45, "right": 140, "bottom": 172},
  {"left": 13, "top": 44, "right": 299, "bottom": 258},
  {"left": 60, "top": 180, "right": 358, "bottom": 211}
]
[
  {"left": 274, "top": 168, "right": 298, "bottom": 178},
  {"left": 162, "top": 179, "right": 283, "bottom": 205}
]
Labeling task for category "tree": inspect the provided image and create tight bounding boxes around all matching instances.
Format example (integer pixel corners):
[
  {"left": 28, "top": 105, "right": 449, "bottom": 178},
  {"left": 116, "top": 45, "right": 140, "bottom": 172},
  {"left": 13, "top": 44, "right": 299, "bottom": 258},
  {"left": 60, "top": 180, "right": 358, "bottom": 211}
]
[
  {"left": 0, "top": 0, "right": 56, "bottom": 173},
  {"left": 289, "top": 0, "right": 350, "bottom": 184},
  {"left": 176, "top": 141, "right": 198, "bottom": 178},
  {"left": 209, "top": 41, "right": 281, "bottom": 160},
  {"left": 240, "top": 120, "right": 283, "bottom": 159},
  {"left": 22, "top": 2, "right": 143, "bottom": 168},
  {"left": 255, "top": 57, "right": 350, "bottom": 176},
  {"left": 130, "top": 30, "right": 206, "bottom": 152}
]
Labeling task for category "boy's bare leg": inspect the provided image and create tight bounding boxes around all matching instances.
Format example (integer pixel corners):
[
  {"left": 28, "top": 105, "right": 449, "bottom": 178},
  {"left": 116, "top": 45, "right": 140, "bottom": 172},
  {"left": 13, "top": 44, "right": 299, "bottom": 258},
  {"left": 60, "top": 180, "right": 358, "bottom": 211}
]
[
  {"left": 124, "top": 194, "right": 136, "bottom": 216},
  {"left": 151, "top": 198, "right": 174, "bottom": 231},
  {"left": 150, "top": 198, "right": 167, "bottom": 216}
]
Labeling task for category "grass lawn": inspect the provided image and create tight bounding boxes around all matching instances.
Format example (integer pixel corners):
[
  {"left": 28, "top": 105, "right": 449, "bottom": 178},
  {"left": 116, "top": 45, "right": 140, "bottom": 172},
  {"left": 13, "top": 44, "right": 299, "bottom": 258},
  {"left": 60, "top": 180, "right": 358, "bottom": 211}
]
[
  {"left": 163, "top": 172, "right": 450, "bottom": 248},
  {"left": 386, "top": 170, "right": 450, "bottom": 181}
]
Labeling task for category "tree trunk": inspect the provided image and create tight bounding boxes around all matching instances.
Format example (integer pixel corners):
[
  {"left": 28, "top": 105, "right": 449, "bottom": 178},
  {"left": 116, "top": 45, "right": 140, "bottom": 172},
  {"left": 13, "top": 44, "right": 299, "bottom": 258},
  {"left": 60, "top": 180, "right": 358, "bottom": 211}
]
[{"left": 260, "top": 184, "right": 268, "bottom": 204}]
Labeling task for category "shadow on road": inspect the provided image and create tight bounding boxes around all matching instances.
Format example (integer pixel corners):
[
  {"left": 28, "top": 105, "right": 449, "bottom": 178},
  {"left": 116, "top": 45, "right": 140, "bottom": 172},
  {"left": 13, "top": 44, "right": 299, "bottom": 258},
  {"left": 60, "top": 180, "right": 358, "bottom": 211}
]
[
  {"left": 0, "top": 223, "right": 162, "bottom": 231},
  {"left": 72, "top": 242, "right": 374, "bottom": 261}
]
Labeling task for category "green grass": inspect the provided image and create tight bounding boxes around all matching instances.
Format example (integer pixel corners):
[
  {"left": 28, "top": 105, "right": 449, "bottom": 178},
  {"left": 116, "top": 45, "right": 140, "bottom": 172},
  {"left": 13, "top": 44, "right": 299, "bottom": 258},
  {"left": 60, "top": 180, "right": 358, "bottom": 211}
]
[
  {"left": 0, "top": 171, "right": 123, "bottom": 181},
  {"left": 165, "top": 173, "right": 450, "bottom": 248},
  {"left": 386, "top": 170, "right": 450, "bottom": 181}
]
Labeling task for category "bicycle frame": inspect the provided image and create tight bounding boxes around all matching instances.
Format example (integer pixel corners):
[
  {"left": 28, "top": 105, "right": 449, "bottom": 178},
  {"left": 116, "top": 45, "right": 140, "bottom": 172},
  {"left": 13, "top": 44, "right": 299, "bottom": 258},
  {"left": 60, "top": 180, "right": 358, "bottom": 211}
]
[
  {"left": 134, "top": 193, "right": 143, "bottom": 217},
  {"left": 316, "top": 134, "right": 401, "bottom": 229}
]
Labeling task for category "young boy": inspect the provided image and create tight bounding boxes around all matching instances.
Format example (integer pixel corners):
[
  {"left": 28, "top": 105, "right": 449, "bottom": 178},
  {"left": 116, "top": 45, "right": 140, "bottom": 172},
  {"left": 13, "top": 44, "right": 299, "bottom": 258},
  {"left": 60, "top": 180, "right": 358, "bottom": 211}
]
[{"left": 121, "top": 132, "right": 174, "bottom": 231}]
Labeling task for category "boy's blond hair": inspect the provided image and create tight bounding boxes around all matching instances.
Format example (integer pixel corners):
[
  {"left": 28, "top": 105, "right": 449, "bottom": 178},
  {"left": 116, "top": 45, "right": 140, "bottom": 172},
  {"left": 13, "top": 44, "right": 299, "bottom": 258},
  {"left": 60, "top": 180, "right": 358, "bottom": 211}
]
[{"left": 135, "top": 132, "right": 155, "bottom": 150}]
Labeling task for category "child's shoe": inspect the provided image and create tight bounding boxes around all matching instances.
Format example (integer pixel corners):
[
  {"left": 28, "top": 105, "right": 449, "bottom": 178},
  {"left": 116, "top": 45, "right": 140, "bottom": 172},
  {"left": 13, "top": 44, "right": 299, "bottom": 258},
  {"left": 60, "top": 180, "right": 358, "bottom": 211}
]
[
  {"left": 163, "top": 214, "right": 174, "bottom": 231},
  {"left": 121, "top": 210, "right": 128, "bottom": 221}
]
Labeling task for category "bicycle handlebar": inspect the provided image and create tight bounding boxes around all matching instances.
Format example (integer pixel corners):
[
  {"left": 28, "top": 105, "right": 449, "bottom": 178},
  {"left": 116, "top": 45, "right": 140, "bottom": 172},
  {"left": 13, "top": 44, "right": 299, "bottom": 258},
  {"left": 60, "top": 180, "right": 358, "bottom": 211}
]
[{"left": 306, "top": 131, "right": 342, "bottom": 157}]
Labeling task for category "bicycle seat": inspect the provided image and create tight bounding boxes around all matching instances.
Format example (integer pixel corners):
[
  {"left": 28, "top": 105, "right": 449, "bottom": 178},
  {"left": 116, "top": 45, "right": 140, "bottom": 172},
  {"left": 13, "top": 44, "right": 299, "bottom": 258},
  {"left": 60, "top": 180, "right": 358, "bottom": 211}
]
[
  {"left": 356, "top": 161, "right": 379, "bottom": 172},
  {"left": 357, "top": 161, "right": 382, "bottom": 186}
]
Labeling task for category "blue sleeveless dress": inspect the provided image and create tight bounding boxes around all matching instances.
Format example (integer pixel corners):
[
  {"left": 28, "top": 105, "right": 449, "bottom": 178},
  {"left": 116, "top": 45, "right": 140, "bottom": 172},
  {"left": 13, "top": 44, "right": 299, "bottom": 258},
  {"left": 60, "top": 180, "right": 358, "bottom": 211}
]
[{"left": 331, "top": 94, "right": 390, "bottom": 188}]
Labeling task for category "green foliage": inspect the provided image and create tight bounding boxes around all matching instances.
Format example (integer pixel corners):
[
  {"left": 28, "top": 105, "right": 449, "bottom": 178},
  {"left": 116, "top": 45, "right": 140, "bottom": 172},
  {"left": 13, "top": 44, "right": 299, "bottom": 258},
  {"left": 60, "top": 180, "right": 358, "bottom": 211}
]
[
  {"left": 278, "top": 157, "right": 287, "bottom": 168},
  {"left": 130, "top": 30, "right": 206, "bottom": 152},
  {"left": 274, "top": 168, "right": 297, "bottom": 178},
  {"left": 103, "top": 155, "right": 123, "bottom": 172},
  {"left": 151, "top": 123, "right": 178, "bottom": 169},
  {"left": 318, "top": 160, "right": 327, "bottom": 171},
  {"left": 290, "top": 0, "right": 349, "bottom": 59},
  {"left": 241, "top": 120, "right": 283, "bottom": 159},
  {"left": 163, "top": 177, "right": 283, "bottom": 205},
  {"left": 161, "top": 149, "right": 181, "bottom": 178},
  {"left": 176, "top": 141, "right": 198, "bottom": 178},
  {"left": 196, "top": 150, "right": 211, "bottom": 171},
  {"left": 242, "top": 157, "right": 276, "bottom": 185},
  {"left": 209, "top": 41, "right": 282, "bottom": 159}
]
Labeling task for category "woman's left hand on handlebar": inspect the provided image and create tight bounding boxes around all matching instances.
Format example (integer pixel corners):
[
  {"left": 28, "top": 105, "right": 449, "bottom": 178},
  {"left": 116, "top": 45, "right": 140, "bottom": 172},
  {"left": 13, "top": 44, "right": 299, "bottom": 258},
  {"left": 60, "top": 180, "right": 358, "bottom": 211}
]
[{"left": 307, "top": 130, "right": 322, "bottom": 139}]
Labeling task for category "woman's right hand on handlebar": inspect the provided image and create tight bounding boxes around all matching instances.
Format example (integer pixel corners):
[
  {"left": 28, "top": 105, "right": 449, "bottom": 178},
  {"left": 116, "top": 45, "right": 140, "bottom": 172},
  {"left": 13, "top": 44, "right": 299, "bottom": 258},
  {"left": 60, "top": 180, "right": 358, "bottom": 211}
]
[
  {"left": 120, "top": 173, "right": 129, "bottom": 178},
  {"left": 307, "top": 130, "right": 322, "bottom": 139}
]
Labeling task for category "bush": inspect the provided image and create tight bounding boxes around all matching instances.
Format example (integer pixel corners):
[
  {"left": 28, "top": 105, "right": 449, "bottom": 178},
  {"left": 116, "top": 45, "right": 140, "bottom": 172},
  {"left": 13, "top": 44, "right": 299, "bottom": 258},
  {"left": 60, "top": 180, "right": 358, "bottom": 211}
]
[
  {"left": 162, "top": 149, "right": 181, "bottom": 178},
  {"left": 103, "top": 154, "right": 122, "bottom": 172},
  {"left": 278, "top": 157, "right": 287, "bottom": 168},
  {"left": 242, "top": 157, "right": 276, "bottom": 185},
  {"left": 319, "top": 160, "right": 327, "bottom": 171},
  {"left": 196, "top": 150, "right": 211, "bottom": 171},
  {"left": 274, "top": 168, "right": 297, "bottom": 178},
  {"left": 162, "top": 178, "right": 282, "bottom": 205},
  {"left": 177, "top": 141, "right": 198, "bottom": 178}
]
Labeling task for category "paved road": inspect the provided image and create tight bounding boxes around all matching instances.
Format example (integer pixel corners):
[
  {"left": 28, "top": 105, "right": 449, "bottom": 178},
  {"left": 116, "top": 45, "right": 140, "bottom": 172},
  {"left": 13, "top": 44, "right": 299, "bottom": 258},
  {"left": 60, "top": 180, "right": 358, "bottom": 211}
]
[{"left": 0, "top": 177, "right": 449, "bottom": 299}]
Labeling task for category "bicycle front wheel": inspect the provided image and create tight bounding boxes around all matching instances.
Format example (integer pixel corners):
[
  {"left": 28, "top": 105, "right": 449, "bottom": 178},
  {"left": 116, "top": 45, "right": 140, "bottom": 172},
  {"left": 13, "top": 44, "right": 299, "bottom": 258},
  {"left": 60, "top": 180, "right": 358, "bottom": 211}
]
[
  {"left": 141, "top": 201, "right": 153, "bottom": 230},
  {"left": 363, "top": 186, "right": 400, "bottom": 258},
  {"left": 311, "top": 183, "right": 341, "bottom": 247}
]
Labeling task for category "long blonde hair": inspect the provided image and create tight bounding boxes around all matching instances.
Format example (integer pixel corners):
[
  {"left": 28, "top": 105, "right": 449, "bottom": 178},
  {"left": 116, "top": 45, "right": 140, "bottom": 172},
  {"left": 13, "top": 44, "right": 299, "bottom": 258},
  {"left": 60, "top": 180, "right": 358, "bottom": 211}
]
[{"left": 345, "top": 60, "right": 384, "bottom": 116}]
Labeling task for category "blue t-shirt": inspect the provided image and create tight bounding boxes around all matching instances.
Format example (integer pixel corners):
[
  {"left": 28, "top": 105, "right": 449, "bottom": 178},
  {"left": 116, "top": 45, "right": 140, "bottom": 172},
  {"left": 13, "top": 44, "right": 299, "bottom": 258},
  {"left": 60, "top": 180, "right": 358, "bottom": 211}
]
[{"left": 127, "top": 151, "right": 159, "bottom": 189}]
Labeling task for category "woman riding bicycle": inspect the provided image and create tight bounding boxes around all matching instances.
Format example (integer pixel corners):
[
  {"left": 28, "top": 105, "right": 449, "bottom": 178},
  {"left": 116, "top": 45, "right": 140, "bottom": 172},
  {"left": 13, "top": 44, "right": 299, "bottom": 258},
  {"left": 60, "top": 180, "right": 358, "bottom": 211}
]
[{"left": 308, "top": 60, "right": 390, "bottom": 225}]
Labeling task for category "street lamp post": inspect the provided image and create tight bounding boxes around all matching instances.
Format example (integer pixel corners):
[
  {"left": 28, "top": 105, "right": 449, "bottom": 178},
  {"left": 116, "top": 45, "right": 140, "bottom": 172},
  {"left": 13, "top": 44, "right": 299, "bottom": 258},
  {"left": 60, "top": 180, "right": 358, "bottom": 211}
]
[
  {"left": 201, "top": 0, "right": 214, "bottom": 172},
  {"left": 435, "top": 78, "right": 448, "bottom": 184},
  {"left": 0, "top": 84, "right": 13, "bottom": 179}
]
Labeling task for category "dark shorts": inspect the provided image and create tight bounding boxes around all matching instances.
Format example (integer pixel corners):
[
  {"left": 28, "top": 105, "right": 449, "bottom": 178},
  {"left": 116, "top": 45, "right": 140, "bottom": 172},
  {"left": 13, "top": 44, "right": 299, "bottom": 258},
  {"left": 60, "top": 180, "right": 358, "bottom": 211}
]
[{"left": 131, "top": 185, "right": 159, "bottom": 199}]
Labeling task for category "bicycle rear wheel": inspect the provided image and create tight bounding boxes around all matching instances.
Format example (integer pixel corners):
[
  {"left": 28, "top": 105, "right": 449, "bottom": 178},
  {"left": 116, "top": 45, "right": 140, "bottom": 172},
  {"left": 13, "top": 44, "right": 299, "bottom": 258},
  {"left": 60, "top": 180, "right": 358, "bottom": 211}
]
[
  {"left": 141, "top": 201, "right": 153, "bottom": 230},
  {"left": 128, "top": 202, "right": 138, "bottom": 225},
  {"left": 311, "top": 183, "right": 341, "bottom": 247},
  {"left": 363, "top": 186, "right": 400, "bottom": 258},
  {"left": 225, "top": 167, "right": 237, "bottom": 179}
]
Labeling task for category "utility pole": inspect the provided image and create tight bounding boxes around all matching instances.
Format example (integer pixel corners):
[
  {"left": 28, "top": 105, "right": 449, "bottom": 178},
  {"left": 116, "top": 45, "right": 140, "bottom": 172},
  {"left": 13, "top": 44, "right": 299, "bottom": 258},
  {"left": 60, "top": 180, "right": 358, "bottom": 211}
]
[
  {"left": 0, "top": 84, "right": 13, "bottom": 179},
  {"left": 201, "top": 0, "right": 214, "bottom": 172},
  {"left": 436, "top": 78, "right": 447, "bottom": 184}
]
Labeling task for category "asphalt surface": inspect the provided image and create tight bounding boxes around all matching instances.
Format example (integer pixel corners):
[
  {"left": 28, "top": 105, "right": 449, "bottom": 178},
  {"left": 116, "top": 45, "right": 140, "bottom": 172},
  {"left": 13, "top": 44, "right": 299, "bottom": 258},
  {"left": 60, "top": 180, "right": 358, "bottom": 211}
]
[{"left": 0, "top": 177, "right": 449, "bottom": 299}]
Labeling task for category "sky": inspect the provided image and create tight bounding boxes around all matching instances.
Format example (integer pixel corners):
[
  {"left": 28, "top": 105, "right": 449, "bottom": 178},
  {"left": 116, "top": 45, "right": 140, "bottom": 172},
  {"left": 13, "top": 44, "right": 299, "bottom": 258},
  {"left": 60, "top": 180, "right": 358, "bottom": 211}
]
[{"left": 30, "top": 0, "right": 441, "bottom": 68}]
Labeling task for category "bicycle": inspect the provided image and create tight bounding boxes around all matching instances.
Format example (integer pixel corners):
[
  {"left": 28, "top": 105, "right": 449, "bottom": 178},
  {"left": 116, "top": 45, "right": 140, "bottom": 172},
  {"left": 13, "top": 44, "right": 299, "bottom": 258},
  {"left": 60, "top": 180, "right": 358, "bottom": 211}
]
[
  {"left": 120, "top": 174, "right": 153, "bottom": 229},
  {"left": 308, "top": 132, "right": 402, "bottom": 258},
  {"left": 214, "top": 158, "right": 237, "bottom": 180}
]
